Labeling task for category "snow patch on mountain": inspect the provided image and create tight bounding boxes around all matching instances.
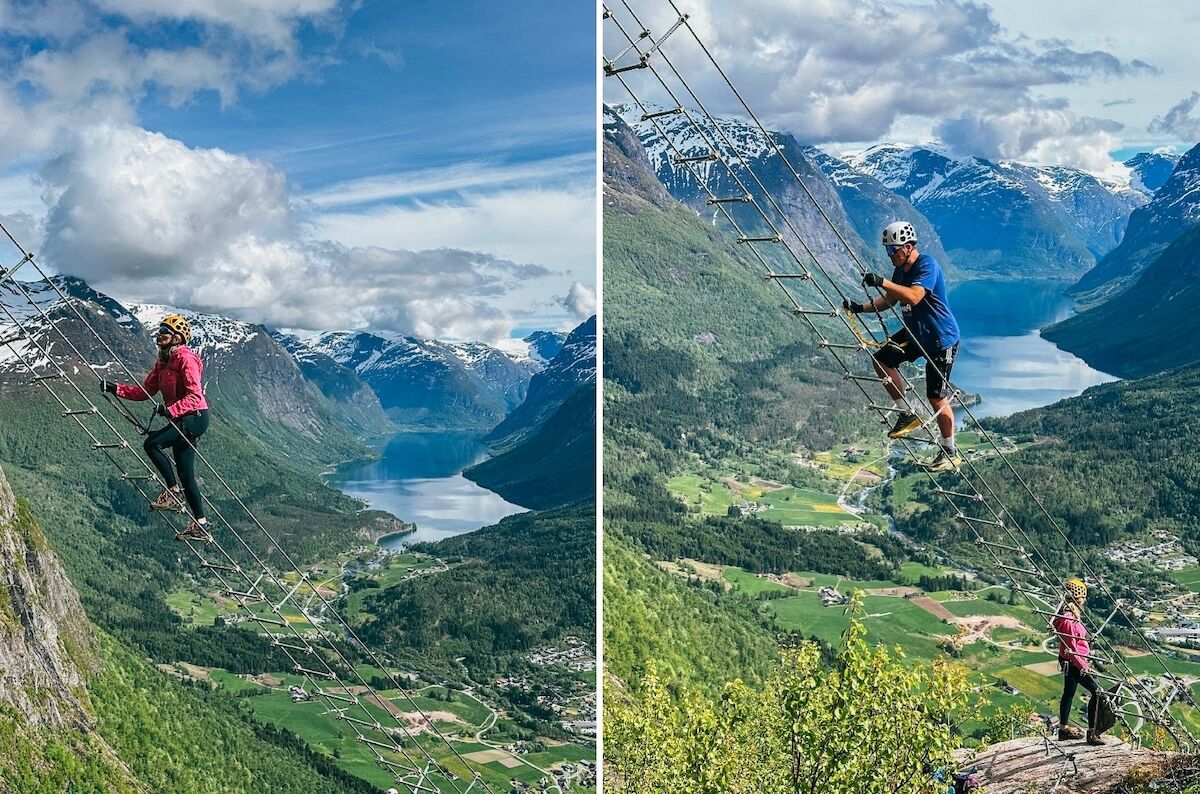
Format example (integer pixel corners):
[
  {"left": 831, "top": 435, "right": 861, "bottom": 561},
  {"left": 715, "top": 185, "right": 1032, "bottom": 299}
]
[{"left": 128, "top": 302, "right": 261, "bottom": 356}]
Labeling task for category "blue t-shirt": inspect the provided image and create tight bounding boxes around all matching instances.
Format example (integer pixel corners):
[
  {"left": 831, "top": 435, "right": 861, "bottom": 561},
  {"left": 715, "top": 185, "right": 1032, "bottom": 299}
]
[{"left": 891, "top": 253, "right": 959, "bottom": 352}]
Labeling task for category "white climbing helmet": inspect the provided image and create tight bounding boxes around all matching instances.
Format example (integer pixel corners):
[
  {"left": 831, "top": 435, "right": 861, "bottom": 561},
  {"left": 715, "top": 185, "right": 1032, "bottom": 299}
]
[{"left": 882, "top": 221, "right": 917, "bottom": 247}]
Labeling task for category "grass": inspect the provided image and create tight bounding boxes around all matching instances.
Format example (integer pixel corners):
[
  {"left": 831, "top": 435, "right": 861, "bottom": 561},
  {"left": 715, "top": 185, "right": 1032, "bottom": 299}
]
[
  {"left": 896, "top": 561, "right": 945, "bottom": 583},
  {"left": 163, "top": 588, "right": 221, "bottom": 626},
  {"left": 767, "top": 592, "right": 955, "bottom": 660},
  {"left": 723, "top": 567, "right": 791, "bottom": 596},
  {"left": 667, "top": 469, "right": 868, "bottom": 528},
  {"left": 1170, "top": 565, "right": 1200, "bottom": 593}
]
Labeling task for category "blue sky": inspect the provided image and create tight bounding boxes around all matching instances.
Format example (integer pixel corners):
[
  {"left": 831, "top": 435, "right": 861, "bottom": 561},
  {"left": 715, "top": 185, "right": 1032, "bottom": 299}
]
[{"left": 0, "top": 0, "right": 596, "bottom": 342}]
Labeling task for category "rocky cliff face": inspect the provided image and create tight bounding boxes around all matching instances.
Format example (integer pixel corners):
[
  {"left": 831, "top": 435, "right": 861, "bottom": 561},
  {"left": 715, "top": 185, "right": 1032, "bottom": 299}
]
[{"left": 0, "top": 463, "right": 96, "bottom": 729}]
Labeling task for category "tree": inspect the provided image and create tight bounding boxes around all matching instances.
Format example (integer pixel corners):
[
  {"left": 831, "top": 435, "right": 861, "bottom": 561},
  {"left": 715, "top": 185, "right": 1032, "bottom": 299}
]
[{"left": 605, "top": 593, "right": 977, "bottom": 794}]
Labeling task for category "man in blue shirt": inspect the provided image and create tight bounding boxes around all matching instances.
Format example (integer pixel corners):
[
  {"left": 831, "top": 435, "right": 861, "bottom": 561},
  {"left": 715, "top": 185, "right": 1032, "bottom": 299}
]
[{"left": 843, "top": 221, "right": 962, "bottom": 472}]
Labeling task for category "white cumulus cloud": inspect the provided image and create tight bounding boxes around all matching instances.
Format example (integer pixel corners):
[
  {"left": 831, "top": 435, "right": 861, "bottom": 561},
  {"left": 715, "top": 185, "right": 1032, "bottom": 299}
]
[{"left": 37, "top": 125, "right": 556, "bottom": 342}]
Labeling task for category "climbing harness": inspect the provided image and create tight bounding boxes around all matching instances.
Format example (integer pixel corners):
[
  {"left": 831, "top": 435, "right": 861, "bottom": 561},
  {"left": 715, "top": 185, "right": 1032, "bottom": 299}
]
[
  {"left": 603, "top": 0, "right": 1193, "bottom": 751},
  {"left": 0, "top": 223, "right": 494, "bottom": 794}
]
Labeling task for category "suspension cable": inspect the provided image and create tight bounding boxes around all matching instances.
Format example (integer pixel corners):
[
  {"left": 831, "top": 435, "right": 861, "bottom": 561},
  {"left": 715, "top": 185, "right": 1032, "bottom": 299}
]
[
  {"left": 0, "top": 238, "right": 496, "bottom": 791},
  {"left": 603, "top": 0, "right": 1191, "bottom": 748}
]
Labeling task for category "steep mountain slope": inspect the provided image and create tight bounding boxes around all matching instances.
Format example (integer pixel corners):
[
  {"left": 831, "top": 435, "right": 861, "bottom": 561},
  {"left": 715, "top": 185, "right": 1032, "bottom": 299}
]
[
  {"left": 803, "top": 145, "right": 956, "bottom": 275},
  {"left": 846, "top": 143, "right": 1145, "bottom": 278},
  {"left": 1069, "top": 143, "right": 1200, "bottom": 303},
  {"left": 0, "top": 463, "right": 373, "bottom": 792},
  {"left": 485, "top": 316, "right": 596, "bottom": 450},
  {"left": 308, "top": 330, "right": 537, "bottom": 430},
  {"left": 270, "top": 330, "right": 393, "bottom": 438},
  {"left": 603, "top": 101, "right": 887, "bottom": 695},
  {"left": 1122, "top": 151, "right": 1180, "bottom": 195},
  {"left": 1042, "top": 225, "right": 1200, "bottom": 377},
  {"left": 466, "top": 317, "right": 597, "bottom": 510},
  {"left": 611, "top": 103, "right": 885, "bottom": 290}
]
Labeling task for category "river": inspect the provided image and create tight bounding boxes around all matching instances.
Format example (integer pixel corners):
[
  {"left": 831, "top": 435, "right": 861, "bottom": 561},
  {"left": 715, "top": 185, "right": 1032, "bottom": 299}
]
[
  {"left": 325, "top": 431, "right": 525, "bottom": 548},
  {"left": 946, "top": 278, "right": 1117, "bottom": 418}
]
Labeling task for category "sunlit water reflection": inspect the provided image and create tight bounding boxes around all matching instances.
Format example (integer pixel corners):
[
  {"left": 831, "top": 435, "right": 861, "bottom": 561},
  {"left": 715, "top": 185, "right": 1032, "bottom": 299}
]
[
  {"left": 325, "top": 431, "right": 525, "bottom": 547},
  {"left": 946, "top": 279, "right": 1117, "bottom": 418}
]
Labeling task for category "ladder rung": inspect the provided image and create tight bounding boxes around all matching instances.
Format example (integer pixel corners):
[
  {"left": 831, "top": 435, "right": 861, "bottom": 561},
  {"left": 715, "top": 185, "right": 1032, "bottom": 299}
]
[
  {"left": 200, "top": 561, "right": 239, "bottom": 573},
  {"left": 996, "top": 563, "right": 1045, "bottom": 580},
  {"left": 707, "top": 194, "right": 751, "bottom": 204},
  {"left": 973, "top": 537, "right": 1024, "bottom": 555},
  {"left": 0, "top": 252, "right": 33, "bottom": 280},
  {"left": 865, "top": 403, "right": 904, "bottom": 414},
  {"left": 118, "top": 473, "right": 155, "bottom": 481},
  {"left": 92, "top": 441, "right": 128, "bottom": 450},
  {"left": 934, "top": 487, "right": 984, "bottom": 502},
  {"left": 272, "top": 640, "right": 314, "bottom": 655},
  {"left": 674, "top": 153, "right": 717, "bottom": 163},
  {"left": 955, "top": 513, "right": 1004, "bottom": 528},
  {"left": 764, "top": 272, "right": 810, "bottom": 280},
  {"left": 30, "top": 372, "right": 64, "bottom": 382},
  {"left": 63, "top": 407, "right": 98, "bottom": 416},
  {"left": 320, "top": 690, "right": 358, "bottom": 705},
  {"left": 603, "top": 58, "right": 649, "bottom": 76},
  {"left": 737, "top": 235, "right": 781, "bottom": 244},
  {"left": 819, "top": 340, "right": 863, "bottom": 351},
  {"left": 222, "top": 589, "right": 264, "bottom": 603},
  {"left": 641, "top": 105, "right": 682, "bottom": 120},
  {"left": 294, "top": 665, "right": 337, "bottom": 680},
  {"left": 793, "top": 308, "right": 836, "bottom": 317},
  {"left": 339, "top": 715, "right": 384, "bottom": 732},
  {"left": 358, "top": 736, "right": 403, "bottom": 753},
  {"left": 247, "top": 614, "right": 286, "bottom": 627}
]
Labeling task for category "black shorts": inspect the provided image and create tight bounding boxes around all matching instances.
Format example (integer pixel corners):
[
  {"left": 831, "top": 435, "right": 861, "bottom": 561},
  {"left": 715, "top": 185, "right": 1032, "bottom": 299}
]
[{"left": 872, "top": 328, "right": 958, "bottom": 400}]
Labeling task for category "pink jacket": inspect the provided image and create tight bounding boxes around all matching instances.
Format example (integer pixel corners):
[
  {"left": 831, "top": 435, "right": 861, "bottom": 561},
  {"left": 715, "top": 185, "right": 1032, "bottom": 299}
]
[
  {"left": 1053, "top": 609, "right": 1091, "bottom": 672},
  {"left": 116, "top": 346, "right": 208, "bottom": 419}
]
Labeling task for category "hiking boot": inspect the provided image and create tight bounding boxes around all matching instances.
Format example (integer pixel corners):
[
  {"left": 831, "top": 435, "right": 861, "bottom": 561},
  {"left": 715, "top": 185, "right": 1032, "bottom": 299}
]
[
  {"left": 1057, "top": 725, "right": 1083, "bottom": 740},
  {"left": 1085, "top": 730, "right": 1105, "bottom": 746},
  {"left": 174, "top": 521, "right": 213, "bottom": 543},
  {"left": 887, "top": 411, "right": 922, "bottom": 439},
  {"left": 921, "top": 449, "right": 963, "bottom": 473},
  {"left": 150, "top": 489, "right": 186, "bottom": 512}
]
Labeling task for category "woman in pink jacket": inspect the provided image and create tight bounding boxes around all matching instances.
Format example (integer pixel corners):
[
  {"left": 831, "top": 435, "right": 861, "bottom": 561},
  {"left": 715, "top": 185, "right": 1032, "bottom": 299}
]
[
  {"left": 104, "top": 313, "right": 211, "bottom": 542},
  {"left": 1053, "top": 578, "right": 1104, "bottom": 745}
]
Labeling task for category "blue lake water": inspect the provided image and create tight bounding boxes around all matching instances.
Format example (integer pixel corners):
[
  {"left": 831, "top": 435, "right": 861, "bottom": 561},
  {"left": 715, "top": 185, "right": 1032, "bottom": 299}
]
[
  {"left": 325, "top": 431, "right": 525, "bottom": 548},
  {"left": 946, "top": 279, "right": 1117, "bottom": 418}
]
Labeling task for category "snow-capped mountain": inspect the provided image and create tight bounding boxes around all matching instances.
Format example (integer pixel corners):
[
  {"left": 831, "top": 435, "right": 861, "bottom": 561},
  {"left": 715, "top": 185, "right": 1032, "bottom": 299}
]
[
  {"left": 466, "top": 316, "right": 597, "bottom": 509},
  {"left": 1121, "top": 152, "right": 1181, "bottom": 196},
  {"left": 802, "top": 145, "right": 955, "bottom": 274},
  {"left": 610, "top": 103, "right": 885, "bottom": 288},
  {"left": 305, "top": 331, "right": 539, "bottom": 430},
  {"left": 0, "top": 279, "right": 388, "bottom": 464},
  {"left": 1069, "top": 143, "right": 1200, "bottom": 303},
  {"left": 844, "top": 143, "right": 1146, "bottom": 278},
  {"left": 484, "top": 316, "right": 596, "bottom": 451},
  {"left": 270, "top": 331, "right": 391, "bottom": 437}
]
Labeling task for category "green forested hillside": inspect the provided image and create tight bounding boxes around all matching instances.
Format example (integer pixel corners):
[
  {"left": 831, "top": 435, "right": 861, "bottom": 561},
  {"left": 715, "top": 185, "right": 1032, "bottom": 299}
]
[
  {"left": 0, "top": 391, "right": 385, "bottom": 672},
  {"left": 1042, "top": 225, "right": 1200, "bottom": 378},
  {"left": 464, "top": 385, "right": 596, "bottom": 510},
  {"left": 603, "top": 131, "right": 896, "bottom": 694},
  {"left": 356, "top": 501, "right": 596, "bottom": 679},
  {"left": 0, "top": 635, "right": 374, "bottom": 793}
]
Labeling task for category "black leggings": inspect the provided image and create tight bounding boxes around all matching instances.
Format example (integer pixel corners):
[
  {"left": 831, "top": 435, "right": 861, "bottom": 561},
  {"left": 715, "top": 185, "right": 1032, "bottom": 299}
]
[
  {"left": 1059, "top": 663, "right": 1100, "bottom": 728},
  {"left": 144, "top": 409, "right": 209, "bottom": 519}
]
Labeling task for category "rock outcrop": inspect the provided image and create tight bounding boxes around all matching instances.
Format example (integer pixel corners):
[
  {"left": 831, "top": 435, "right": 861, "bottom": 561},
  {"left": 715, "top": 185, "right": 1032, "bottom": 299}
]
[
  {"left": 0, "top": 463, "right": 97, "bottom": 728},
  {"left": 963, "top": 736, "right": 1194, "bottom": 793}
]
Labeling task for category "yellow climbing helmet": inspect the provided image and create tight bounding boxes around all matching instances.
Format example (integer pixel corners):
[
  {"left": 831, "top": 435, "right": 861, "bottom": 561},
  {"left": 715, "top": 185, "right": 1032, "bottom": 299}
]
[
  {"left": 159, "top": 313, "right": 191, "bottom": 345},
  {"left": 1065, "top": 578, "right": 1087, "bottom": 604}
]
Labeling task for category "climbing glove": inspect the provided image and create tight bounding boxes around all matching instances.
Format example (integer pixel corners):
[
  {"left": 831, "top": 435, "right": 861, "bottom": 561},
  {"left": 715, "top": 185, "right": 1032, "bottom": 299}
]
[
  {"left": 155, "top": 404, "right": 170, "bottom": 418},
  {"left": 842, "top": 298, "right": 864, "bottom": 314},
  {"left": 862, "top": 272, "right": 885, "bottom": 288},
  {"left": 102, "top": 379, "right": 118, "bottom": 395}
]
